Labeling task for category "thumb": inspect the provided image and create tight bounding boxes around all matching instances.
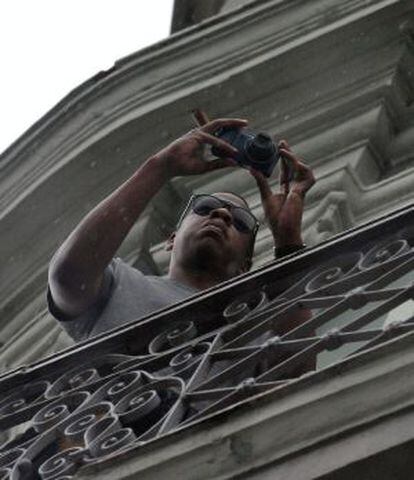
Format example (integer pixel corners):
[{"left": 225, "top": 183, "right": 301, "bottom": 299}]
[
  {"left": 250, "top": 167, "right": 273, "bottom": 201},
  {"left": 205, "top": 157, "right": 238, "bottom": 171}
]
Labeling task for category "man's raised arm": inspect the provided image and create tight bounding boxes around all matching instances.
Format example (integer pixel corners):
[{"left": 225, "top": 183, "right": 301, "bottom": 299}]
[
  {"left": 48, "top": 118, "right": 247, "bottom": 318},
  {"left": 251, "top": 139, "right": 315, "bottom": 255}
]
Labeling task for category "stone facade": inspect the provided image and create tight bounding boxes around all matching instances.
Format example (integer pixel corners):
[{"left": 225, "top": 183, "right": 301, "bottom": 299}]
[
  {"left": 0, "top": 0, "right": 413, "bottom": 438},
  {"left": 0, "top": 2, "right": 413, "bottom": 478}
]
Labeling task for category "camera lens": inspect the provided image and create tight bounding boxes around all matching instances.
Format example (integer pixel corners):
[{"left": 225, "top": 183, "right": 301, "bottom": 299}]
[{"left": 246, "top": 133, "right": 275, "bottom": 162}]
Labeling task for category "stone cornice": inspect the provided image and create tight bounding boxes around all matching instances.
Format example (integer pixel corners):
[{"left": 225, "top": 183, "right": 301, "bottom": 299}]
[{"left": 0, "top": 0, "right": 409, "bottom": 214}]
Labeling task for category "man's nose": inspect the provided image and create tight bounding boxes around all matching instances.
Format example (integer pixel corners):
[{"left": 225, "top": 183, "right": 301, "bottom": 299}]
[{"left": 210, "top": 206, "right": 233, "bottom": 225}]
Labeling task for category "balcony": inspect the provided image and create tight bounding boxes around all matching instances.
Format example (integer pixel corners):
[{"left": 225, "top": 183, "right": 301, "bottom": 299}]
[
  {"left": 0, "top": 203, "right": 413, "bottom": 479},
  {"left": 0, "top": 0, "right": 413, "bottom": 477}
]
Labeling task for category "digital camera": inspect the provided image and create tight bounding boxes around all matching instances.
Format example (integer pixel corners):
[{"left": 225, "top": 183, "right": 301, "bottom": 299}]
[{"left": 212, "top": 127, "right": 279, "bottom": 177}]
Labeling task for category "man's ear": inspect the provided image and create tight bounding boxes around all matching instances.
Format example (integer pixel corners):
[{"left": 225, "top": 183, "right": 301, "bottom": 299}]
[{"left": 165, "top": 232, "right": 176, "bottom": 252}]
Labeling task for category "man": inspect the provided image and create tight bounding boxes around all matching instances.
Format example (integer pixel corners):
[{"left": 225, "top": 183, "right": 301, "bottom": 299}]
[{"left": 48, "top": 114, "right": 315, "bottom": 341}]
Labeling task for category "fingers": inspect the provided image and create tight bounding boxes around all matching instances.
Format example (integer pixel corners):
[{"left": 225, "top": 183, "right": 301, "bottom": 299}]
[
  {"left": 279, "top": 140, "right": 306, "bottom": 193},
  {"left": 280, "top": 158, "right": 290, "bottom": 195},
  {"left": 279, "top": 141, "right": 291, "bottom": 194},
  {"left": 278, "top": 139, "right": 315, "bottom": 196},
  {"left": 280, "top": 148, "right": 313, "bottom": 181},
  {"left": 279, "top": 139, "right": 290, "bottom": 150},
  {"left": 279, "top": 139, "right": 309, "bottom": 171},
  {"left": 279, "top": 139, "right": 311, "bottom": 179},
  {"left": 205, "top": 157, "right": 238, "bottom": 171},
  {"left": 278, "top": 138, "right": 298, "bottom": 164},
  {"left": 279, "top": 147, "right": 301, "bottom": 169},
  {"left": 192, "top": 109, "right": 210, "bottom": 127},
  {"left": 191, "top": 111, "right": 248, "bottom": 131},
  {"left": 195, "top": 130, "right": 238, "bottom": 158},
  {"left": 249, "top": 168, "right": 273, "bottom": 201},
  {"left": 201, "top": 118, "right": 248, "bottom": 134}
]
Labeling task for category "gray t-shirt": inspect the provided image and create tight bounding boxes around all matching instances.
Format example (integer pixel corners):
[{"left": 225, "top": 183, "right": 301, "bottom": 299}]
[{"left": 48, "top": 258, "right": 198, "bottom": 342}]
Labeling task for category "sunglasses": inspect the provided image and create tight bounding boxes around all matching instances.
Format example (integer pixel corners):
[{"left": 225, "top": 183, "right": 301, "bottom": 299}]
[{"left": 178, "top": 194, "right": 259, "bottom": 235}]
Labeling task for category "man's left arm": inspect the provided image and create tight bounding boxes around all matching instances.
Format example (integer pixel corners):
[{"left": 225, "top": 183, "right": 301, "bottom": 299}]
[{"left": 252, "top": 141, "right": 316, "bottom": 373}]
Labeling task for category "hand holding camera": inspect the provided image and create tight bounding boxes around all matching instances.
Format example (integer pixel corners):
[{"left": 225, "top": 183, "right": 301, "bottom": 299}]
[
  {"left": 251, "top": 139, "right": 315, "bottom": 247},
  {"left": 155, "top": 116, "right": 247, "bottom": 178},
  {"left": 192, "top": 109, "right": 313, "bottom": 195},
  {"left": 211, "top": 126, "right": 279, "bottom": 177},
  {"left": 193, "top": 109, "right": 291, "bottom": 180}
]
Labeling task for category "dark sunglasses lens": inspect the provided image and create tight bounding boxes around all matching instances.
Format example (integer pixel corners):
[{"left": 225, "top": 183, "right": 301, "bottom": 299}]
[
  {"left": 192, "top": 196, "right": 222, "bottom": 216},
  {"left": 232, "top": 208, "right": 256, "bottom": 233},
  {"left": 192, "top": 195, "right": 257, "bottom": 234}
]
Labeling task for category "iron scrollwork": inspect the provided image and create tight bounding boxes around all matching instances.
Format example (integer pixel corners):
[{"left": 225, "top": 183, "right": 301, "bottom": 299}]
[{"left": 1, "top": 217, "right": 413, "bottom": 479}]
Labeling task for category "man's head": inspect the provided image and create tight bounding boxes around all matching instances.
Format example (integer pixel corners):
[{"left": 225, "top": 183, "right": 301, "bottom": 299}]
[{"left": 166, "top": 192, "right": 258, "bottom": 280}]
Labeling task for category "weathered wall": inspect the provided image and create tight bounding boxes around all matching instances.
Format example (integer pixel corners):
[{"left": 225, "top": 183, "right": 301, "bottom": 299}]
[{"left": 0, "top": 0, "right": 413, "bottom": 371}]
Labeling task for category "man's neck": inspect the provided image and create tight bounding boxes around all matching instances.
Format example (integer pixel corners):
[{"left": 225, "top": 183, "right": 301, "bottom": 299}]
[{"left": 168, "top": 263, "right": 234, "bottom": 291}]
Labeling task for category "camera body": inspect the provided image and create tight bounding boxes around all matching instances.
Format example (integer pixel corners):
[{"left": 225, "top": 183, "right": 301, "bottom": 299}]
[{"left": 212, "top": 127, "right": 279, "bottom": 177}]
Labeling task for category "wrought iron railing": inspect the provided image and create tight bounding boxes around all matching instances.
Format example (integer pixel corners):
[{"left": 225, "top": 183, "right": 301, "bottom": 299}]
[{"left": 0, "top": 204, "right": 413, "bottom": 479}]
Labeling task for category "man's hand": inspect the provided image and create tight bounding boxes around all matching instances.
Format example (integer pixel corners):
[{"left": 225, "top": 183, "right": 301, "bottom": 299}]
[
  {"left": 249, "top": 166, "right": 286, "bottom": 240},
  {"left": 251, "top": 140, "right": 315, "bottom": 247},
  {"left": 156, "top": 117, "right": 248, "bottom": 178},
  {"left": 279, "top": 140, "right": 315, "bottom": 198}
]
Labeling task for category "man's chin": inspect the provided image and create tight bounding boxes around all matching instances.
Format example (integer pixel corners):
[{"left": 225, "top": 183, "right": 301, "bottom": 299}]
[
  {"left": 179, "top": 239, "right": 238, "bottom": 277},
  {"left": 193, "top": 238, "right": 227, "bottom": 263}
]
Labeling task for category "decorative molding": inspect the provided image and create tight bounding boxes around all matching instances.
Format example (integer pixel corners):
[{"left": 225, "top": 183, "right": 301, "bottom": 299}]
[
  {"left": 0, "top": 0, "right": 413, "bottom": 368},
  {"left": 0, "top": 0, "right": 410, "bottom": 208}
]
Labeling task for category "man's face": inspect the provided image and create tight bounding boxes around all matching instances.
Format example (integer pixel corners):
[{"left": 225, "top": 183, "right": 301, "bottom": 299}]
[{"left": 170, "top": 193, "right": 256, "bottom": 277}]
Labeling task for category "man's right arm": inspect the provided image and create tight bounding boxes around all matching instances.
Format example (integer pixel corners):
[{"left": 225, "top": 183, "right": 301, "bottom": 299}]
[
  {"left": 48, "top": 118, "right": 246, "bottom": 318},
  {"left": 48, "top": 155, "right": 170, "bottom": 317}
]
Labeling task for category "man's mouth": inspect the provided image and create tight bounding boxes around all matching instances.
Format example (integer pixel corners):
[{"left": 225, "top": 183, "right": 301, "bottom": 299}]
[{"left": 201, "top": 222, "right": 227, "bottom": 238}]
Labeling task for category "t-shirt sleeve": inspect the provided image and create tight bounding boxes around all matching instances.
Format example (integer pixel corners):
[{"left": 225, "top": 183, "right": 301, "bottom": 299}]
[{"left": 47, "top": 261, "right": 115, "bottom": 342}]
